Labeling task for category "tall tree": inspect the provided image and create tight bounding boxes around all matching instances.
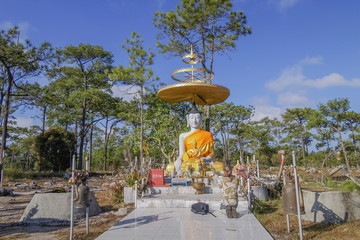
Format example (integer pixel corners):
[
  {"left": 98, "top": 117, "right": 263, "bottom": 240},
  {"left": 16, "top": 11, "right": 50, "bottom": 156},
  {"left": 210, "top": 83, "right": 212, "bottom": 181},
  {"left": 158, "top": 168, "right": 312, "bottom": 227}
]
[
  {"left": 145, "top": 91, "right": 188, "bottom": 167},
  {"left": 0, "top": 26, "right": 53, "bottom": 185},
  {"left": 109, "top": 32, "right": 158, "bottom": 169},
  {"left": 316, "top": 98, "right": 352, "bottom": 170},
  {"left": 96, "top": 94, "right": 126, "bottom": 171},
  {"left": 154, "top": 0, "right": 252, "bottom": 129},
  {"left": 282, "top": 108, "right": 315, "bottom": 161},
  {"left": 211, "top": 103, "right": 254, "bottom": 163},
  {"left": 47, "top": 44, "right": 113, "bottom": 169},
  {"left": 344, "top": 111, "right": 360, "bottom": 168},
  {"left": 228, "top": 104, "right": 254, "bottom": 164}
]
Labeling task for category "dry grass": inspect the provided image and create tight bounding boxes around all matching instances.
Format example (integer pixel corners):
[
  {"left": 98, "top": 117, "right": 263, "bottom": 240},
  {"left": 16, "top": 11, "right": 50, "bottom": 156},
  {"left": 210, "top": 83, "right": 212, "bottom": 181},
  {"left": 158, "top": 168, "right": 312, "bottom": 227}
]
[{"left": 254, "top": 199, "right": 360, "bottom": 240}]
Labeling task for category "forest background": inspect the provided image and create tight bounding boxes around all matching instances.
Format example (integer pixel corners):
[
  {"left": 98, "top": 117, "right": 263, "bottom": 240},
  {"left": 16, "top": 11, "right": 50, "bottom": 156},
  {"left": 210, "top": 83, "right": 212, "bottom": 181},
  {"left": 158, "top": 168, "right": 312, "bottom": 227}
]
[{"left": 1, "top": 0, "right": 360, "bottom": 178}]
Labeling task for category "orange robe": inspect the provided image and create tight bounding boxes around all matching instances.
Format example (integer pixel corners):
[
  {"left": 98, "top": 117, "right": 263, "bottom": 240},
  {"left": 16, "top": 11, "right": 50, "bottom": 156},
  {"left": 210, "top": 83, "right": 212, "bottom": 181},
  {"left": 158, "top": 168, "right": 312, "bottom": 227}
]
[
  {"left": 183, "top": 129, "right": 214, "bottom": 161},
  {"left": 165, "top": 129, "right": 224, "bottom": 176},
  {"left": 181, "top": 129, "right": 215, "bottom": 172}
]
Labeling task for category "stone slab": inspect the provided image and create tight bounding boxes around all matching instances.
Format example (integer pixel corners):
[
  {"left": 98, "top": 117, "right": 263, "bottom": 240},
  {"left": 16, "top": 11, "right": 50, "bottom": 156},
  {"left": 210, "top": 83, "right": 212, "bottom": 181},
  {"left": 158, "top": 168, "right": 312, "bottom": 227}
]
[
  {"left": 301, "top": 189, "right": 360, "bottom": 223},
  {"left": 20, "top": 191, "right": 101, "bottom": 224}
]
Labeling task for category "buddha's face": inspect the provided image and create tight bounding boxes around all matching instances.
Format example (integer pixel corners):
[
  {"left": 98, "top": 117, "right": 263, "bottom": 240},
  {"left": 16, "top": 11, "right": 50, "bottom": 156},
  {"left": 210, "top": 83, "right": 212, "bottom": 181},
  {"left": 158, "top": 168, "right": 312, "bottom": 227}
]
[{"left": 188, "top": 113, "right": 202, "bottom": 128}]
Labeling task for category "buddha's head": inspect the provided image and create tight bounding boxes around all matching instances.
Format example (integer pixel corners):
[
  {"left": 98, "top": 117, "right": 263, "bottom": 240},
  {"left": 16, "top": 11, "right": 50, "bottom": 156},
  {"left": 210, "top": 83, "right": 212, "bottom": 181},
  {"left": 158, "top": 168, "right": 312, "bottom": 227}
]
[{"left": 186, "top": 107, "right": 202, "bottom": 129}]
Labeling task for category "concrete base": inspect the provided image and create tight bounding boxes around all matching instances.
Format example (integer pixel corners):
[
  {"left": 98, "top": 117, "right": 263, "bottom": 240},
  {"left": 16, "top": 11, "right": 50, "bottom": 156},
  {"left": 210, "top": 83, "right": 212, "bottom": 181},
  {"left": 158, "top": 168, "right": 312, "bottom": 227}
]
[
  {"left": 301, "top": 189, "right": 360, "bottom": 223},
  {"left": 20, "top": 191, "right": 101, "bottom": 224},
  {"left": 251, "top": 186, "right": 269, "bottom": 201},
  {"left": 137, "top": 186, "right": 247, "bottom": 210},
  {"left": 124, "top": 187, "right": 135, "bottom": 204}
]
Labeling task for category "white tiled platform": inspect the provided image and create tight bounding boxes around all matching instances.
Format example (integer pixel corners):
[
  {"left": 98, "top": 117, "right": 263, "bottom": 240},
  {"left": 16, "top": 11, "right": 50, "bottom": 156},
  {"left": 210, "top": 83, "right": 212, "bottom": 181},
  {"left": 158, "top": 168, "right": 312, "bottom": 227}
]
[
  {"left": 97, "top": 186, "right": 274, "bottom": 240},
  {"left": 96, "top": 208, "right": 273, "bottom": 240}
]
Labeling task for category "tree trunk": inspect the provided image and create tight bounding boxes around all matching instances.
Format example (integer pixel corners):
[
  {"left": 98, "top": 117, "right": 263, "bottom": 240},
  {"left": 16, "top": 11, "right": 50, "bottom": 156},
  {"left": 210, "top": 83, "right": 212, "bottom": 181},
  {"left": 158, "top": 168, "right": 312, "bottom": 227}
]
[
  {"left": 351, "top": 129, "right": 359, "bottom": 169},
  {"left": 0, "top": 71, "right": 13, "bottom": 187},
  {"left": 140, "top": 87, "right": 144, "bottom": 166},
  {"left": 337, "top": 130, "right": 351, "bottom": 170},
  {"left": 237, "top": 137, "right": 245, "bottom": 165},
  {"left": 103, "top": 117, "right": 109, "bottom": 171},
  {"left": 89, "top": 123, "right": 93, "bottom": 172},
  {"left": 74, "top": 120, "right": 78, "bottom": 170},
  {"left": 301, "top": 132, "right": 306, "bottom": 162},
  {"left": 78, "top": 101, "right": 87, "bottom": 170},
  {"left": 0, "top": 81, "right": 5, "bottom": 120},
  {"left": 220, "top": 130, "right": 226, "bottom": 161},
  {"left": 42, "top": 105, "right": 47, "bottom": 134}
]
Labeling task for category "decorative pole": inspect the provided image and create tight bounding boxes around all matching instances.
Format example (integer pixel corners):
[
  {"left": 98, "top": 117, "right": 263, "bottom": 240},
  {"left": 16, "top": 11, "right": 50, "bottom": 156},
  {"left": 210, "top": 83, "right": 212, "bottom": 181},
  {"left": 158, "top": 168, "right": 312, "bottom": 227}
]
[
  {"left": 292, "top": 150, "right": 303, "bottom": 240},
  {"left": 134, "top": 180, "right": 138, "bottom": 208},
  {"left": 247, "top": 174, "right": 251, "bottom": 209},
  {"left": 85, "top": 156, "right": 90, "bottom": 235},
  {"left": 278, "top": 150, "right": 290, "bottom": 233},
  {"left": 70, "top": 155, "right": 75, "bottom": 240}
]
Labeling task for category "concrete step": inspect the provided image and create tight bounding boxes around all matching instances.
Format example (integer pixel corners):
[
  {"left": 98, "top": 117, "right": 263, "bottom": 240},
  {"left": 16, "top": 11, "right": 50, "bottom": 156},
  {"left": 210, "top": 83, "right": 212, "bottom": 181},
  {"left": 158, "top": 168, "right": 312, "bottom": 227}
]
[
  {"left": 137, "top": 187, "right": 248, "bottom": 210},
  {"left": 137, "top": 195, "right": 248, "bottom": 210}
]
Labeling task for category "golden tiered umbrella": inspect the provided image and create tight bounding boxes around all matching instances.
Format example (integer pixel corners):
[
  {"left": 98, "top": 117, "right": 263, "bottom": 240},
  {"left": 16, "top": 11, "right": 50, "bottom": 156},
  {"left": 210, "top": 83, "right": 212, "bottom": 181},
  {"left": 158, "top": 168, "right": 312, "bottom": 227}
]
[{"left": 157, "top": 47, "right": 230, "bottom": 105}]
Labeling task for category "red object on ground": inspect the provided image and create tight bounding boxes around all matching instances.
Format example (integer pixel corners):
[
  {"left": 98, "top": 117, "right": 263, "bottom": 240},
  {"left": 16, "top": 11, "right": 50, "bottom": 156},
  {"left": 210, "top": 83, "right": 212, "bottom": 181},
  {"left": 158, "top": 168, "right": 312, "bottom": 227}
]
[{"left": 150, "top": 169, "right": 166, "bottom": 187}]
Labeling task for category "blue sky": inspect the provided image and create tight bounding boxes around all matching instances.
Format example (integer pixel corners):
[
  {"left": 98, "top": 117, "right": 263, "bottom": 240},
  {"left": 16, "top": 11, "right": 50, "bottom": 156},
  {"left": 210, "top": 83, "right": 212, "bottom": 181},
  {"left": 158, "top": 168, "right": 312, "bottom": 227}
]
[{"left": 2, "top": 0, "right": 360, "bottom": 127}]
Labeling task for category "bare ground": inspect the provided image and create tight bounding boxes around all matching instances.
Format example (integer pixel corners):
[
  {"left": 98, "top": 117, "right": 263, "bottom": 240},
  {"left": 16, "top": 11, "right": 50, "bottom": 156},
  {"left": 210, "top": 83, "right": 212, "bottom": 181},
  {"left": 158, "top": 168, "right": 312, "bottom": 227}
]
[{"left": 0, "top": 176, "right": 133, "bottom": 240}]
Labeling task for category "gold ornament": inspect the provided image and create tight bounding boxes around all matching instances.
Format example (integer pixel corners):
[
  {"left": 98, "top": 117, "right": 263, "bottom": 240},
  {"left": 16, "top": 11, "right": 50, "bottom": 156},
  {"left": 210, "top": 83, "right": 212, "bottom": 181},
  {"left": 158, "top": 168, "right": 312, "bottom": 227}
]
[{"left": 157, "top": 46, "right": 230, "bottom": 105}]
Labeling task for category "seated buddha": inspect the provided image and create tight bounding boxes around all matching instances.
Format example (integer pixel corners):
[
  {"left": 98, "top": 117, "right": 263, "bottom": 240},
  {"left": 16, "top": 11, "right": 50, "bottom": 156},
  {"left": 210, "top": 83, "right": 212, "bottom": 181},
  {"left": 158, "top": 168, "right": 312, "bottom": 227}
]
[{"left": 166, "top": 107, "right": 224, "bottom": 176}]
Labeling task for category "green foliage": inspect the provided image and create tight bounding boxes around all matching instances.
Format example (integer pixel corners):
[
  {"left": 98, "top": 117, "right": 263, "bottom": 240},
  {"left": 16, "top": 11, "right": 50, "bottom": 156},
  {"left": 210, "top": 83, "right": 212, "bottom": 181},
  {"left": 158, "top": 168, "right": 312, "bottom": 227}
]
[
  {"left": 125, "top": 170, "right": 141, "bottom": 189},
  {"left": 47, "top": 43, "right": 114, "bottom": 169},
  {"left": 251, "top": 199, "right": 277, "bottom": 215},
  {"left": 110, "top": 179, "right": 125, "bottom": 204},
  {"left": 322, "top": 179, "right": 360, "bottom": 192},
  {"left": 339, "top": 180, "right": 360, "bottom": 192},
  {"left": 3, "top": 168, "right": 25, "bottom": 180},
  {"left": 2, "top": 24, "right": 360, "bottom": 174},
  {"left": 154, "top": 0, "right": 251, "bottom": 72},
  {"left": 211, "top": 103, "right": 254, "bottom": 162},
  {"left": 34, "top": 126, "right": 75, "bottom": 171},
  {"left": 109, "top": 33, "right": 158, "bottom": 164},
  {"left": 3, "top": 168, "right": 63, "bottom": 181},
  {"left": 0, "top": 26, "right": 54, "bottom": 169},
  {"left": 323, "top": 176, "right": 338, "bottom": 188}
]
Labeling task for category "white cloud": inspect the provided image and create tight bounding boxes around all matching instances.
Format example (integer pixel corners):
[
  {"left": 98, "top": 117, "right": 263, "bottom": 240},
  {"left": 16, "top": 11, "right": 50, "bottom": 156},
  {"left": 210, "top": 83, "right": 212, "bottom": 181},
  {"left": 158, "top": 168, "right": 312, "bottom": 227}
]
[
  {"left": 303, "top": 73, "right": 360, "bottom": 88},
  {"left": 250, "top": 97, "right": 283, "bottom": 121},
  {"left": 266, "top": 56, "right": 360, "bottom": 91},
  {"left": 111, "top": 85, "right": 141, "bottom": 101},
  {"left": 156, "top": 0, "right": 166, "bottom": 10},
  {"left": 279, "top": 0, "right": 301, "bottom": 9},
  {"left": 266, "top": 64, "right": 304, "bottom": 91},
  {"left": 270, "top": 0, "right": 302, "bottom": 10},
  {"left": 300, "top": 56, "right": 323, "bottom": 65},
  {"left": 277, "top": 92, "right": 311, "bottom": 107},
  {"left": 12, "top": 118, "right": 33, "bottom": 128}
]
